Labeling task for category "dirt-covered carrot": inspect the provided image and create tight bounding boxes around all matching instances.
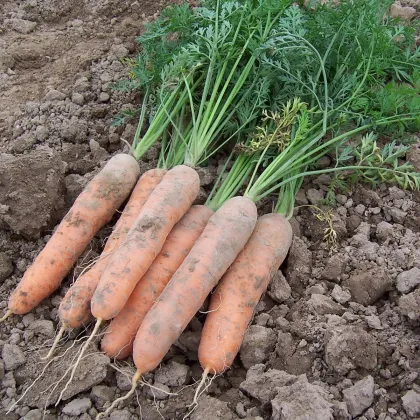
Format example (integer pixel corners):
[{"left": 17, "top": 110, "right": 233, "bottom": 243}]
[
  {"left": 101, "top": 205, "right": 213, "bottom": 360},
  {"left": 96, "top": 196, "right": 257, "bottom": 418},
  {"left": 58, "top": 168, "right": 167, "bottom": 329},
  {"left": 40, "top": 169, "right": 166, "bottom": 360},
  {"left": 132, "top": 196, "right": 257, "bottom": 373},
  {"left": 2, "top": 154, "right": 140, "bottom": 321},
  {"left": 91, "top": 165, "right": 200, "bottom": 322},
  {"left": 198, "top": 214, "right": 292, "bottom": 377},
  {"left": 56, "top": 165, "right": 200, "bottom": 406}
]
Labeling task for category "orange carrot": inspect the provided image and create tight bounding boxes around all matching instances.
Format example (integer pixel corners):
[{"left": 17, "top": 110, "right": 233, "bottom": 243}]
[
  {"left": 58, "top": 168, "right": 167, "bottom": 329},
  {"left": 133, "top": 196, "right": 257, "bottom": 374},
  {"left": 96, "top": 197, "right": 257, "bottom": 419},
  {"left": 91, "top": 165, "right": 200, "bottom": 322},
  {"left": 55, "top": 165, "right": 200, "bottom": 406},
  {"left": 3, "top": 154, "right": 140, "bottom": 319},
  {"left": 101, "top": 205, "right": 213, "bottom": 360},
  {"left": 198, "top": 214, "right": 292, "bottom": 377}
]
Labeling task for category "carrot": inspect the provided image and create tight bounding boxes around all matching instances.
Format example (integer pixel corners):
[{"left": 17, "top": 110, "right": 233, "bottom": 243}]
[
  {"left": 39, "top": 169, "right": 167, "bottom": 361},
  {"left": 101, "top": 205, "right": 214, "bottom": 360},
  {"left": 133, "top": 196, "right": 257, "bottom": 373},
  {"left": 198, "top": 214, "right": 292, "bottom": 379},
  {"left": 58, "top": 168, "right": 167, "bottom": 329},
  {"left": 56, "top": 165, "right": 200, "bottom": 407},
  {"left": 91, "top": 164, "right": 200, "bottom": 322},
  {"left": 2, "top": 154, "right": 140, "bottom": 320},
  {"left": 96, "top": 196, "right": 257, "bottom": 419}
]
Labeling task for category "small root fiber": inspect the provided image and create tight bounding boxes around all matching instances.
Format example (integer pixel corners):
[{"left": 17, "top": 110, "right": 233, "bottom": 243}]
[
  {"left": 41, "top": 325, "right": 66, "bottom": 360},
  {"left": 0, "top": 310, "right": 12, "bottom": 322},
  {"left": 192, "top": 366, "right": 210, "bottom": 406},
  {"left": 56, "top": 318, "right": 102, "bottom": 406},
  {"left": 96, "top": 370, "right": 141, "bottom": 420}
]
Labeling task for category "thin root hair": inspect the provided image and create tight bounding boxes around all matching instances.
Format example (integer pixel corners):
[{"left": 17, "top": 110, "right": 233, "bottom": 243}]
[
  {"left": 55, "top": 318, "right": 103, "bottom": 406},
  {"left": 96, "top": 371, "right": 141, "bottom": 420}
]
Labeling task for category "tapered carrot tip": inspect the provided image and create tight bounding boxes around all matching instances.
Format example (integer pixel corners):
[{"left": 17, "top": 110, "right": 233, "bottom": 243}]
[
  {"left": 40, "top": 325, "right": 66, "bottom": 360},
  {"left": 56, "top": 319, "right": 103, "bottom": 407},
  {"left": 0, "top": 310, "right": 12, "bottom": 322},
  {"left": 96, "top": 371, "right": 141, "bottom": 420},
  {"left": 192, "top": 366, "right": 211, "bottom": 405}
]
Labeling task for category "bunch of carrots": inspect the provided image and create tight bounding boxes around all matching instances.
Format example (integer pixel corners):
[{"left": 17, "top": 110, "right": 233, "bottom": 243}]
[{"left": 2, "top": 0, "right": 420, "bottom": 417}]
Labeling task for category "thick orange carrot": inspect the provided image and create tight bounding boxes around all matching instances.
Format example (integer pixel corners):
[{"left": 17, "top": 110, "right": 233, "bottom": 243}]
[
  {"left": 91, "top": 165, "right": 200, "bottom": 321},
  {"left": 58, "top": 169, "right": 167, "bottom": 329},
  {"left": 6, "top": 154, "right": 140, "bottom": 316},
  {"left": 198, "top": 214, "right": 292, "bottom": 374},
  {"left": 132, "top": 196, "right": 258, "bottom": 375},
  {"left": 101, "top": 205, "right": 214, "bottom": 360}
]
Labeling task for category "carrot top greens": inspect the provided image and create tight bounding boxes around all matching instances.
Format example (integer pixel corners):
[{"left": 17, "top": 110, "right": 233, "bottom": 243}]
[
  {"left": 205, "top": 0, "right": 420, "bottom": 214},
  {"left": 118, "top": 0, "right": 420, "bottom": 212},
  {"left": 156, "top": 0, "right": 294, "bottom": 168}
]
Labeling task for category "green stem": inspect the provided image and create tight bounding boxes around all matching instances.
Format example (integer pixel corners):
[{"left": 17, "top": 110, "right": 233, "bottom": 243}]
[
  {"left": 275, "top": 171, "right": 304, "bottom": 219},
  {"left": 133, "top": 85, "right": 187, "bottom": 160},
  {"left": 131, "top": 88, "right": 150, "bottom": 150},
  {"left": 246, "top": 114, "right": 417, "bottom": 200},
  {"left": 206, "top": 153, "right": 256, "bottom": 211},
  {"left": 248, "top": 163, "right": 419, "bottom": 203},
  {"left": 186, "top": 37, "right": 255, "bottom": 166}
]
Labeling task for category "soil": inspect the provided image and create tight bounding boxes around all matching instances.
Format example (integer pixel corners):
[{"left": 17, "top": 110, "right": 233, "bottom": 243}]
[{"left": 1, "top": 1, "right": 420, "bottom": 420}]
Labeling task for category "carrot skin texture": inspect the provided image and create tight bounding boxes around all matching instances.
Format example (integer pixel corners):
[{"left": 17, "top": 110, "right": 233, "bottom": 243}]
[
  {"left": 8, "top": 154, "right": 140, "bottom": 315},
  {"left": 132, "top": 196, "right": 258, "bottom": 374},
  {"left": 198, "top": 214, "right": 293, "bottom": 374},
  {"left": 91, "top": 165, "right": 200, "bottom": 321},
  {"left": 101, "top": 205, "right": 214, "bottom": 359},
  {"left": 58, "top": 169, "right": 167, "bottom": 328}
]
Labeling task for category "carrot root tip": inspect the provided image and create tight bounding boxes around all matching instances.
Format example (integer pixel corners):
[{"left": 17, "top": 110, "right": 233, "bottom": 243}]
[
  {"left": 0, "top": 310, "right": 12, "bottom": 322},
  {"left": 191, "top": 366, "right": 211, "bottom": 406},
  {"left": 41, "top": 325, "right": 66, "bottom": 361},
  {"left": 96, "top": 370, "right": 141, "bottom": 420},
  {"left": 56, "top": 318, "right": 103, "bottom": 406}
]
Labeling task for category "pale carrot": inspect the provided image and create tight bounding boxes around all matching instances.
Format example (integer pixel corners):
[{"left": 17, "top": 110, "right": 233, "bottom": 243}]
[
  {"left": 57, "top": 165, "right": 200, "bottom": 406},
  {"left": 91, "top": 165, "right": 200, "bottom": 322},
  {"left": 101, "top": 205, "right": 213, "bottom": 360},
  {"left": 96, "top": 196, "right": 257, "bottom": 419},
  {"left": 132, "top": 196, "right": 257, "bottom": 374},
  {"left": 38, "top": 169, "right": 167, "bottom": 361},
  {"left": 2, "top": 154, "right": 140, "bottom": 320},
  {"left": 198, "top": 214, "right": 292, "bottom": 378},
  {"left": 58, "top": 168, "right": 167, "bottom": 329}
]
